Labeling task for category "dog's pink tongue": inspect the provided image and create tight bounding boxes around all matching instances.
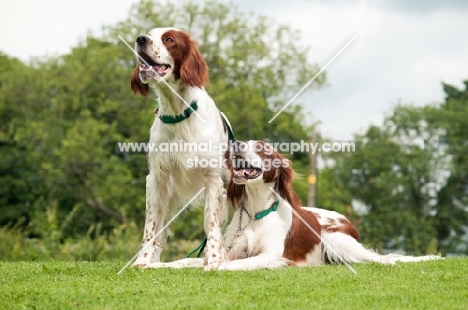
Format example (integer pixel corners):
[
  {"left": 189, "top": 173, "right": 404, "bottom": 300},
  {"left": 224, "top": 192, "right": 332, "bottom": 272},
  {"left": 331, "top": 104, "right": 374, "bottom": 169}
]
[
  {"left": 152, "top": 66, "right": 162, "bottom": 73},
  {"left": 233, "top": 169, "right": 246, "bottom": 178}
]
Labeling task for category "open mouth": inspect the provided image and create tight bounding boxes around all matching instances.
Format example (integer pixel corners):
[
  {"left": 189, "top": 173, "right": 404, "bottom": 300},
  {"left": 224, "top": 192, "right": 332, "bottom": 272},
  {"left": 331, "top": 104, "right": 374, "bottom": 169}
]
[
  {"left": 138, "top": 53, "right": 172, "bottom": 77},
  {"left": 232, "top": 156, "right": 262, "bottom": 180}
]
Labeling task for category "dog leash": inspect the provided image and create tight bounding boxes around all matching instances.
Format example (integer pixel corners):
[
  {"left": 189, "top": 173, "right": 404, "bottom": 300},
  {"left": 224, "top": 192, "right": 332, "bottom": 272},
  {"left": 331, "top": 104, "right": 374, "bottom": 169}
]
[
  {"left": 226, "top": 200, "right": 280, "bottom": 252},
  {"left": 186, "top": 236, "right": 207, "bottom": 258},
  {"left": 187, "top": 200, "right": 279, "bottom": 257}
]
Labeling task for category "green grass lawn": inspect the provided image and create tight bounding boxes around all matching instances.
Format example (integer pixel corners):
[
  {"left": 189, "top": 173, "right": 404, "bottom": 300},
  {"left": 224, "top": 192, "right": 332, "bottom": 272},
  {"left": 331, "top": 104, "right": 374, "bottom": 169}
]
[{"left": 1, "top": 258, "right": 466, "bottom": 309}]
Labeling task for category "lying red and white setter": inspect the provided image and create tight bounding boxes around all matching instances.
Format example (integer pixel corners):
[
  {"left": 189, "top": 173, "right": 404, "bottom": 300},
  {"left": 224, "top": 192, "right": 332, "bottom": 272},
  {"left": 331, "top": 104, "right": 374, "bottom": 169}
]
[
  {"left": 147, "top": 140, "right": 441, "bottom": 270},
  {"left": 130, "top": 28, "right": 229, "bottom": 270}
]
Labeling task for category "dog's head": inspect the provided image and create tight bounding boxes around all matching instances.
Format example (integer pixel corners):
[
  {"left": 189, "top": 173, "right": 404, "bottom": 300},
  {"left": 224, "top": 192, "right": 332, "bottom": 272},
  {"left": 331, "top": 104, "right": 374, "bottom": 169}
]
[
  {"left": 227, "top": 140, "right": 298, "bottom": 207},
  {"left": 229, "top": 141, "right": 290, "bottom": 184},
  {"left": 130, "top": 28, "right": 209, "bottom": 97}
]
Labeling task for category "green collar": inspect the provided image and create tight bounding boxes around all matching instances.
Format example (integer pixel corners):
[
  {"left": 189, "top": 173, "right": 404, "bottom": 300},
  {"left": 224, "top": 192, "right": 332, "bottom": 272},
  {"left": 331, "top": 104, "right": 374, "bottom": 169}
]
[
  {"left": 159, "top": 100, "right": 198, "bottom": 124},
  {"left": 254, "top": 200, "right": 280, "bottom": 220}
]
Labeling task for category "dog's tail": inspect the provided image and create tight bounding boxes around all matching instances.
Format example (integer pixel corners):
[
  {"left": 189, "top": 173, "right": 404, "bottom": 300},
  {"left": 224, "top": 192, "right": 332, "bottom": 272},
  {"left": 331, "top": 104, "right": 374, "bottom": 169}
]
[{"left": 320, "top": 232, "right": 442, "bottom": 264}]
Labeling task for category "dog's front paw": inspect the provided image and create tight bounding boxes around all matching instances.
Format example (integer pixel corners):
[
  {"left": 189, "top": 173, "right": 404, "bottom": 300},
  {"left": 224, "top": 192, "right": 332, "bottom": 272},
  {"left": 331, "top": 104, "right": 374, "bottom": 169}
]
[
  {"left": 204, "top": 255, "right": 223, "bottom": 271},
  {"left": 216, "top": 263, "right": 229, "bottom": 271},
  {"left": 132, "top": 257, "right": 153, "bottom": 268},
  {"left": 204, "top": 262, "right": 220, "bottom": 271},
  {"left": 146, "top": 262, "right": 168, "bottom": 268},
  {"left": 131, "top": 263, "right": 148, "bottom": 268}
]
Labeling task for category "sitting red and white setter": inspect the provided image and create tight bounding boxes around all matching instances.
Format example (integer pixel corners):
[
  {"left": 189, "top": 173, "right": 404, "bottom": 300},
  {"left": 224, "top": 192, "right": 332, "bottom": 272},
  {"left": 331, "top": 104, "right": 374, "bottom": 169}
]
[
  {"left": 130, "top": 28, "right": 229, "bottom": 270},
  {"left": 147, "top": 140, "right": 441, "bottom": 270}
]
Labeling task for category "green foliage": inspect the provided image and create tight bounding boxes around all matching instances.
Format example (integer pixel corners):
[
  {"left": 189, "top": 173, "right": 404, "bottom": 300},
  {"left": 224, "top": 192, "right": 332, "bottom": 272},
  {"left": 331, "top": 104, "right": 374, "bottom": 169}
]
[
  {"left": 317, "top": 167, "right": 353, "bottom": 216},
  {"left": 337, "top": 126, "right": 438, "bottom": 254},
  {"left": 324, "top": 81, "right": 468, "bottom": 255},
  {"left": 0, "top": 259, "right": 467, "bottom": 309},
  {"left": 0, "top": 204, "right": 142, "bottom": 262},
  {"left": 0, "top": 204, "right": 205, "bottom": 262}
]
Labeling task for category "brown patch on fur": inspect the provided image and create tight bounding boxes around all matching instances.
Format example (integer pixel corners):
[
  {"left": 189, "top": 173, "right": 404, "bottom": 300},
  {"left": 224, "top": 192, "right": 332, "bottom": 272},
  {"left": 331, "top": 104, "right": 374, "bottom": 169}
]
[
  {"left": 227, "top": 183, "right": 244, "bottom": 210},
  {"left": 161, "top": 30, "right": 209, "bottom": 88},
  {"left": 226, "top": 153, "right": 244, "bottom": 210},
  {"left": 339, "top": 218, "right": 360, "bottom": 242},
  {"left": 322, "top": 218, "right": 360, "bottom": 242},
  {"left": 130, "top": 64, "right": 149, "bottom": 97},
  {"left": 253, "top": 141, "right": 296, "bottom": 206},
  {"left": 283, "top": 208, "right": 322, "bottom": 263}
]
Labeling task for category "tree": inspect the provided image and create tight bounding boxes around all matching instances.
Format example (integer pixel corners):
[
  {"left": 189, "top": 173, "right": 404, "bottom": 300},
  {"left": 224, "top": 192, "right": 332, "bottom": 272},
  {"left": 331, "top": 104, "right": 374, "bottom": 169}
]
[
  {"left": 385, "top": 82, "right": 468, "bottom": 254},
  {"left": 331, "top": 125, "right": 437, "bottom": 254},
  {"left": 0, "top": 54, "right": 43, "bottom": 226},
  {"left": 328, "top": 81, "right": 468, "bottom": 255}
]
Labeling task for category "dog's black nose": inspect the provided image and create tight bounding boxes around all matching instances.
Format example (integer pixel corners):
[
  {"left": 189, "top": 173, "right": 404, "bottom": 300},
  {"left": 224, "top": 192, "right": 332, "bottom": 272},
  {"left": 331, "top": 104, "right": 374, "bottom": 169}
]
[{"left": 136, "top": 35, "right": 150, "bottom": 45}]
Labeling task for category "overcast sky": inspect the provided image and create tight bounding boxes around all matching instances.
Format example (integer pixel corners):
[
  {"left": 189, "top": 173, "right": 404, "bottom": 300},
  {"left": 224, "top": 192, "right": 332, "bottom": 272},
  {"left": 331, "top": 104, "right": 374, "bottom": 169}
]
[{"left": 1, "top": 0, "right": 467, "bottom": 141}]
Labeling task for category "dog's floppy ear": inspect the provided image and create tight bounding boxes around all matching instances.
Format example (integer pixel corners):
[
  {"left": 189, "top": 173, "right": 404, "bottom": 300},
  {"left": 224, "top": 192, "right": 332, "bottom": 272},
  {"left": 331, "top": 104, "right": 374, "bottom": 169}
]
[
  {"left": 274, "top": 158, "right": 302, "bottom": 209},
  {"left": 179, "top": 33, "right": 209, "bottom": 88},
  {"left": 225, "top": 142, "right": 245, "bottom": 209},
  {"left": 276, "top": 159, "right": 294, "bottom": 198},
  {"left": 227, "top": 181, "right": 244, "bottom": 210},
  {"left": 130, "top": 64, "right": 149, "bottom": 97}
]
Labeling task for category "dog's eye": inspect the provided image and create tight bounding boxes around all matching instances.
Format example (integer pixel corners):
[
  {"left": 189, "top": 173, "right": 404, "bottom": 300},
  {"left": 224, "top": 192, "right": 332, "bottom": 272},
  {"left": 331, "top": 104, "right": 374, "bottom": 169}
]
[{"left": 165, "top": 37, "right": 174, "bottom": 42}]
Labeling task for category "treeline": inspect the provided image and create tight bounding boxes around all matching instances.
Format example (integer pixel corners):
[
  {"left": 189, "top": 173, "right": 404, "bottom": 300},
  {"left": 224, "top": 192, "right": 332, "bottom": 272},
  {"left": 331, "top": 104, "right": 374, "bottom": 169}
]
[
  {"left": 319, "top": 82, "right": 468, "bottom": 255},
  {"left": 0, "top": 0, "right": 466, "bottom": 261}
]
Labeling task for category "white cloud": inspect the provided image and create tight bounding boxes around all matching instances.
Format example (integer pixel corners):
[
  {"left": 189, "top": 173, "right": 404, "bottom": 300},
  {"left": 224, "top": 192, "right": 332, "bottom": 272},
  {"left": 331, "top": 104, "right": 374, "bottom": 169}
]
[
  {"left": 249, "top": 0, "right": 468, "bottom": 140},
  {"left": 0, "top": 0, "right": 137, "bottom": 61}
]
